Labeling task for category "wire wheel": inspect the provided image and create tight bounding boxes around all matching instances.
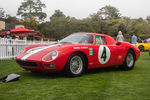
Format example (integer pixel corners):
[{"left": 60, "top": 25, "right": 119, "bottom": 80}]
[
  {"left": 126, "top": 53, "right": 134, "bottom": 68},
  {"left": 64, "top": 53, "right": 86, "bottom": 77},
  {"left": 70, "top": 56, "right": 83, "bottom": 75},
  {"left": 120, "top": 50, "right": 135, "bottom": 70}
]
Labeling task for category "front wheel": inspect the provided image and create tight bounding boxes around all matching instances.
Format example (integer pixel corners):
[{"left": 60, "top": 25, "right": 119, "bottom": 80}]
[
  {"left": 120, "top": 50, "right": 135, "bottom": 70},
  {"left": 64, "top": 53, "right": 85, "bottom": 77}
]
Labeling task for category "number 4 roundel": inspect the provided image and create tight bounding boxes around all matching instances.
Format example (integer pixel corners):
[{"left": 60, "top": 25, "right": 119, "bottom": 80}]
[{"left": 98, "top": 45, "right": 111, "bottom": 64}]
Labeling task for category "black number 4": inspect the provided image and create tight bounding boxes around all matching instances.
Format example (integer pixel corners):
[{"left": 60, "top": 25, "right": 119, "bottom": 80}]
[{"left": 101, "top": 47, "right": 107, "bottom": 62}]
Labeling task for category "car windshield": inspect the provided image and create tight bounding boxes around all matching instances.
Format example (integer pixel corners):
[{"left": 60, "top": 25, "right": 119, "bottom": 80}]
[{"left": 60, "top": 33, "right": 94, "bottom": 44}]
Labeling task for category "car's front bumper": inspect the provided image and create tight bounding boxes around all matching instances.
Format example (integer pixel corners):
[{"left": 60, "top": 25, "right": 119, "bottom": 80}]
[{"left": 16, "top": 59, "right": 59, "bottom": 72}]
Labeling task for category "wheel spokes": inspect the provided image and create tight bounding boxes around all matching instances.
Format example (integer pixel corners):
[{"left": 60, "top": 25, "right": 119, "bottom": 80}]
[
  {"left": 126, "top": 53, "right": 134, "bottom": 67},
  {"left": 70, "top": 56, "right": 83, "bottom": 74}
]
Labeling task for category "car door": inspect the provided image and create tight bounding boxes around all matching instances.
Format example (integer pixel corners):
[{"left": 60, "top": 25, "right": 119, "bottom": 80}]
[
  {"left": 92, "top": 35, "right": 118, "bottom": 68},
  {"left": 145, "top": 43, "right": 150, "bottom": 50}
]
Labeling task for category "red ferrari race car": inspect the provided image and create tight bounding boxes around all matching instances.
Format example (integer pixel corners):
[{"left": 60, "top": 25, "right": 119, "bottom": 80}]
[{"left": 16, "top": 32, "right": 140, "bottom": 77}]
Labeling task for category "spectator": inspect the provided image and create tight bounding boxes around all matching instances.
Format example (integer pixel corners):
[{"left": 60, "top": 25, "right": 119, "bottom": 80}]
[
  {"left": 116, "top": 31, "right": 124, "bottom": 42},
  {"left": 147, "top": 38, "right": 150, "bottom": 43},
  {"left": 131, "top": 34, "right": 137, "bottom": 46},
  {"left": 137, "top": 37, "right": 142, "bottom": 43},
  {"left": 4, "top": 30, "right": 13, "bottom": 56},
  {"left": 5, "top": 30, "right": 12, "bottom": 39}
]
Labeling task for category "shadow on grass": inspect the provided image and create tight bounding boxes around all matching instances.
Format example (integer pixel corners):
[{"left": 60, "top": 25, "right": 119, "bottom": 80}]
[
  {"left": 20, "top": 70, "right": 64, "bottom": 79},
  {"left": 85, "top": 66, "right": 121, "bottom": 75},
  {"left": 20, "top": 66, "right": 122, "bottom": 79}
]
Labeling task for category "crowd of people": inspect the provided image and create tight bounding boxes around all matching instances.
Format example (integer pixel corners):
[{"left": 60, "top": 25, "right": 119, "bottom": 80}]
[
  {"left": 116, "top": 31, "right": 150, "bottom": 45},
  {"left": 0, "top": 30, "right": 20, "bottom": 40},
  {"left": 0, "top": 30, "right": 13, "bottom": 39}
]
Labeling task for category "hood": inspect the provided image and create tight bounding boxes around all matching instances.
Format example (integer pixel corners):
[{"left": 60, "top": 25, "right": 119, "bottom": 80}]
[
  {"left": 17, "top": 43, "right": 86, "bottom": 62},
  {"left": 17, "top": 43, "right": 63, "bottom": 61}
]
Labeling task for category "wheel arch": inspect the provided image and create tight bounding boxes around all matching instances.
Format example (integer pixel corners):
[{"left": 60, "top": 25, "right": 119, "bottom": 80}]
[
  {"left": 127, "top": 48, "right": 136, "bottom": 60},
  {"left": 119, "top": 48, "right": 136, "bottom": 70},
  {"left": 62, "top": 50, "right": 88, "bottom": 77},
  {"left": 138, "top": 45, "right": 144, "bottom": 51}
]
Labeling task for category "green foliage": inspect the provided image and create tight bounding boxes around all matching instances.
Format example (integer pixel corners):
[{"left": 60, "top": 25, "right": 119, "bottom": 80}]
[
  {"left": 98, "top": 5, "right": 121, "bottom": 20},
  {"left": 39, "top": 16, "right": 69, "bottom": 39},
  {"left": 0, "top": 8, "right": 19, "bottom": 29},
  {"left": 50, "top": 10, "right": 66, "bottom": 20},
  {"left": 2, "top": 2, "right": 150, "bottom": 41},
  {"left": 0, "top": 8, "right": 5, "bottom": 19},
  {"left": 5, "top": 15, "right": 19, "bottom": 23},
  {"left": 39, "top": 10, "right": 98, "bottom": 40},
  {"left": 17, "top": 5, "right": 150, "bottom": 40},
  {"left": 88, "top": 13, "right": 105, "bottom": 33},
  {"left": 21, "top": 15, "right": 38, "bottom": 30},
  {"left": 17, "top": 0, "right": 47, "bottom": 22},
  {"left": 38, "top": 10, "right": 150, "bottom": 40},
  {"left": 4, "top": 15, "right": 19, "bottom": 29},
  {"left": 146, "top": 16, "right": 150, "bottom": 23}
]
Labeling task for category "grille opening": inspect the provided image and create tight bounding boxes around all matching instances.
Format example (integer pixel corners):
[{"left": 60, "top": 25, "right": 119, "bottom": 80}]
[{"left": 16, "top": 60, "right": 38, "bottom": 67}]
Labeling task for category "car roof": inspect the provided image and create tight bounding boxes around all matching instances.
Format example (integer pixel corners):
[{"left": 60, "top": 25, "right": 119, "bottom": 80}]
[{"left": 76, "top": 32, "right": 108, "bottom": 36}]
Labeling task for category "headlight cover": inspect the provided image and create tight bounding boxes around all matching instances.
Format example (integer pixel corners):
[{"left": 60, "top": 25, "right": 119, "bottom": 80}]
[{"left": 42, "top": 50, "right": 58, "bottom": 62}]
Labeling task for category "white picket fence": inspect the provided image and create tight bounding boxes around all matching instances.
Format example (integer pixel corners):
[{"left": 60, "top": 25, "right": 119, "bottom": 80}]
[{"left": 0, "top": 39, "right": 56, "bottom": 60}]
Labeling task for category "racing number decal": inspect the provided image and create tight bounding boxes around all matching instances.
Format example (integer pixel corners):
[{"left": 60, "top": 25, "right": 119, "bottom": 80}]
[
  {"left": 98, "top": 45, "right": 110, "bottom": 64},
  {"left": 101, "top": 46, "right": 107, "bottom": 62}
]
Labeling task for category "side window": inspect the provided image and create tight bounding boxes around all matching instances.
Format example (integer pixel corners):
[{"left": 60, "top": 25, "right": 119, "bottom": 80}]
[
  {"left": 96, "top": 36, "right": 102, "bottom": 44},
  {"left": 101, "top": 37, "right": 107, "bottom": 44},
  {"left": 96, "top": 36, "right": 107, "bottom": 45}
]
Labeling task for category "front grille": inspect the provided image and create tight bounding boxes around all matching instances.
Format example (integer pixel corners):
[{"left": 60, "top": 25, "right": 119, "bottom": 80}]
[{"left": 16, "top": 60, "right": 38, "bottom": 67}]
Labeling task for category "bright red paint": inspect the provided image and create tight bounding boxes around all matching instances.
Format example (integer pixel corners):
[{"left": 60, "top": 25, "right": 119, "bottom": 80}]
[
  {"left": 11, "top": 27, "right": 38, "bottom": 34},
  {"left": 16, "top": 33, "right": 140, "bottom": 72}
]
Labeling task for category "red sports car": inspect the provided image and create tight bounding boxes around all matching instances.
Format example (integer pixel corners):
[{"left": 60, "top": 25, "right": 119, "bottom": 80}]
[{"left": 16, "top": 32, "right": 140, "bottom": 77}]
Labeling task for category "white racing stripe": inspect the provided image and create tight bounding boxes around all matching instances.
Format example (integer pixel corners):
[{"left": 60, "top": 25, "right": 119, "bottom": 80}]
[{"left": 21, "top": 44, "right": 60, "bottom": 60}]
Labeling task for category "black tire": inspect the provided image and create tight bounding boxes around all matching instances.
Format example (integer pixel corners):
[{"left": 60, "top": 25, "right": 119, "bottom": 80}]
[
  {"left": 120, "top": 50, "right": 135, "bottom": 70},
  {"left": 63, "top": 53, "right": 86, "bottom": 77},
  {"left": 138, "top": 45, "right": 144, "bottom": 51}
]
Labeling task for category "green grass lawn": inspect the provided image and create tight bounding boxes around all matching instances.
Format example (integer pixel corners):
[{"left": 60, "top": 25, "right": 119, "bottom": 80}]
[{"left": 0, "top": 52, "right": 150, "bottom": 100}]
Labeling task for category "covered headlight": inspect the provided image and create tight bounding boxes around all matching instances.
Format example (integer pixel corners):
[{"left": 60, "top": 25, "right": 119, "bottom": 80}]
[{"left": 42, "top": 50, "right": 58, "bottom": 62}]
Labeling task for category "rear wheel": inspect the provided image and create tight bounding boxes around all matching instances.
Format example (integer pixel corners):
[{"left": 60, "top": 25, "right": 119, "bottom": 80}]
[
  {"left": 64, "top": 53, "right": 85, "bottom": 77},
  {"left": 120, "top": 50, "right": 135, "bottom": 70},
  {"left": 138, "top": 45, "right": 144, "bottom": 51}
]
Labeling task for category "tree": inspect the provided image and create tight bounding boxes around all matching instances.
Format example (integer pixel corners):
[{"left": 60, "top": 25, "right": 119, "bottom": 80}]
[
  {"left": 50, "top": 10, "right": 65, "bottom": 20},
  {"left": 89, "top": 13, "right": 108, "bottom": 33},
  {"left": 0, "top": 8, "right": 5, "bottom": 19},
  {"left": 5, "top": 15, "right": 19, "bottom": 29},
  {"left": 98, "top": 5, "right": 121, "bottom": 20},
  {"left": 17, "top": 0, "right": 47, "bottom": 22},
  {"left": 21, "top": 15, "right": 38, "bottom": 30},
  {"left": 146, "top": 16, "right": 150, "bottom": 23},
  {"left": 5, "top": 15, "right": 19, "bottom": 23}
]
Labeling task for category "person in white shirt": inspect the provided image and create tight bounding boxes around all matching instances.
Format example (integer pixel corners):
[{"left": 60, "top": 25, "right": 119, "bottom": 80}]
[{"left": 116, "top": 31, "right": 124, "bottom": 42}]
